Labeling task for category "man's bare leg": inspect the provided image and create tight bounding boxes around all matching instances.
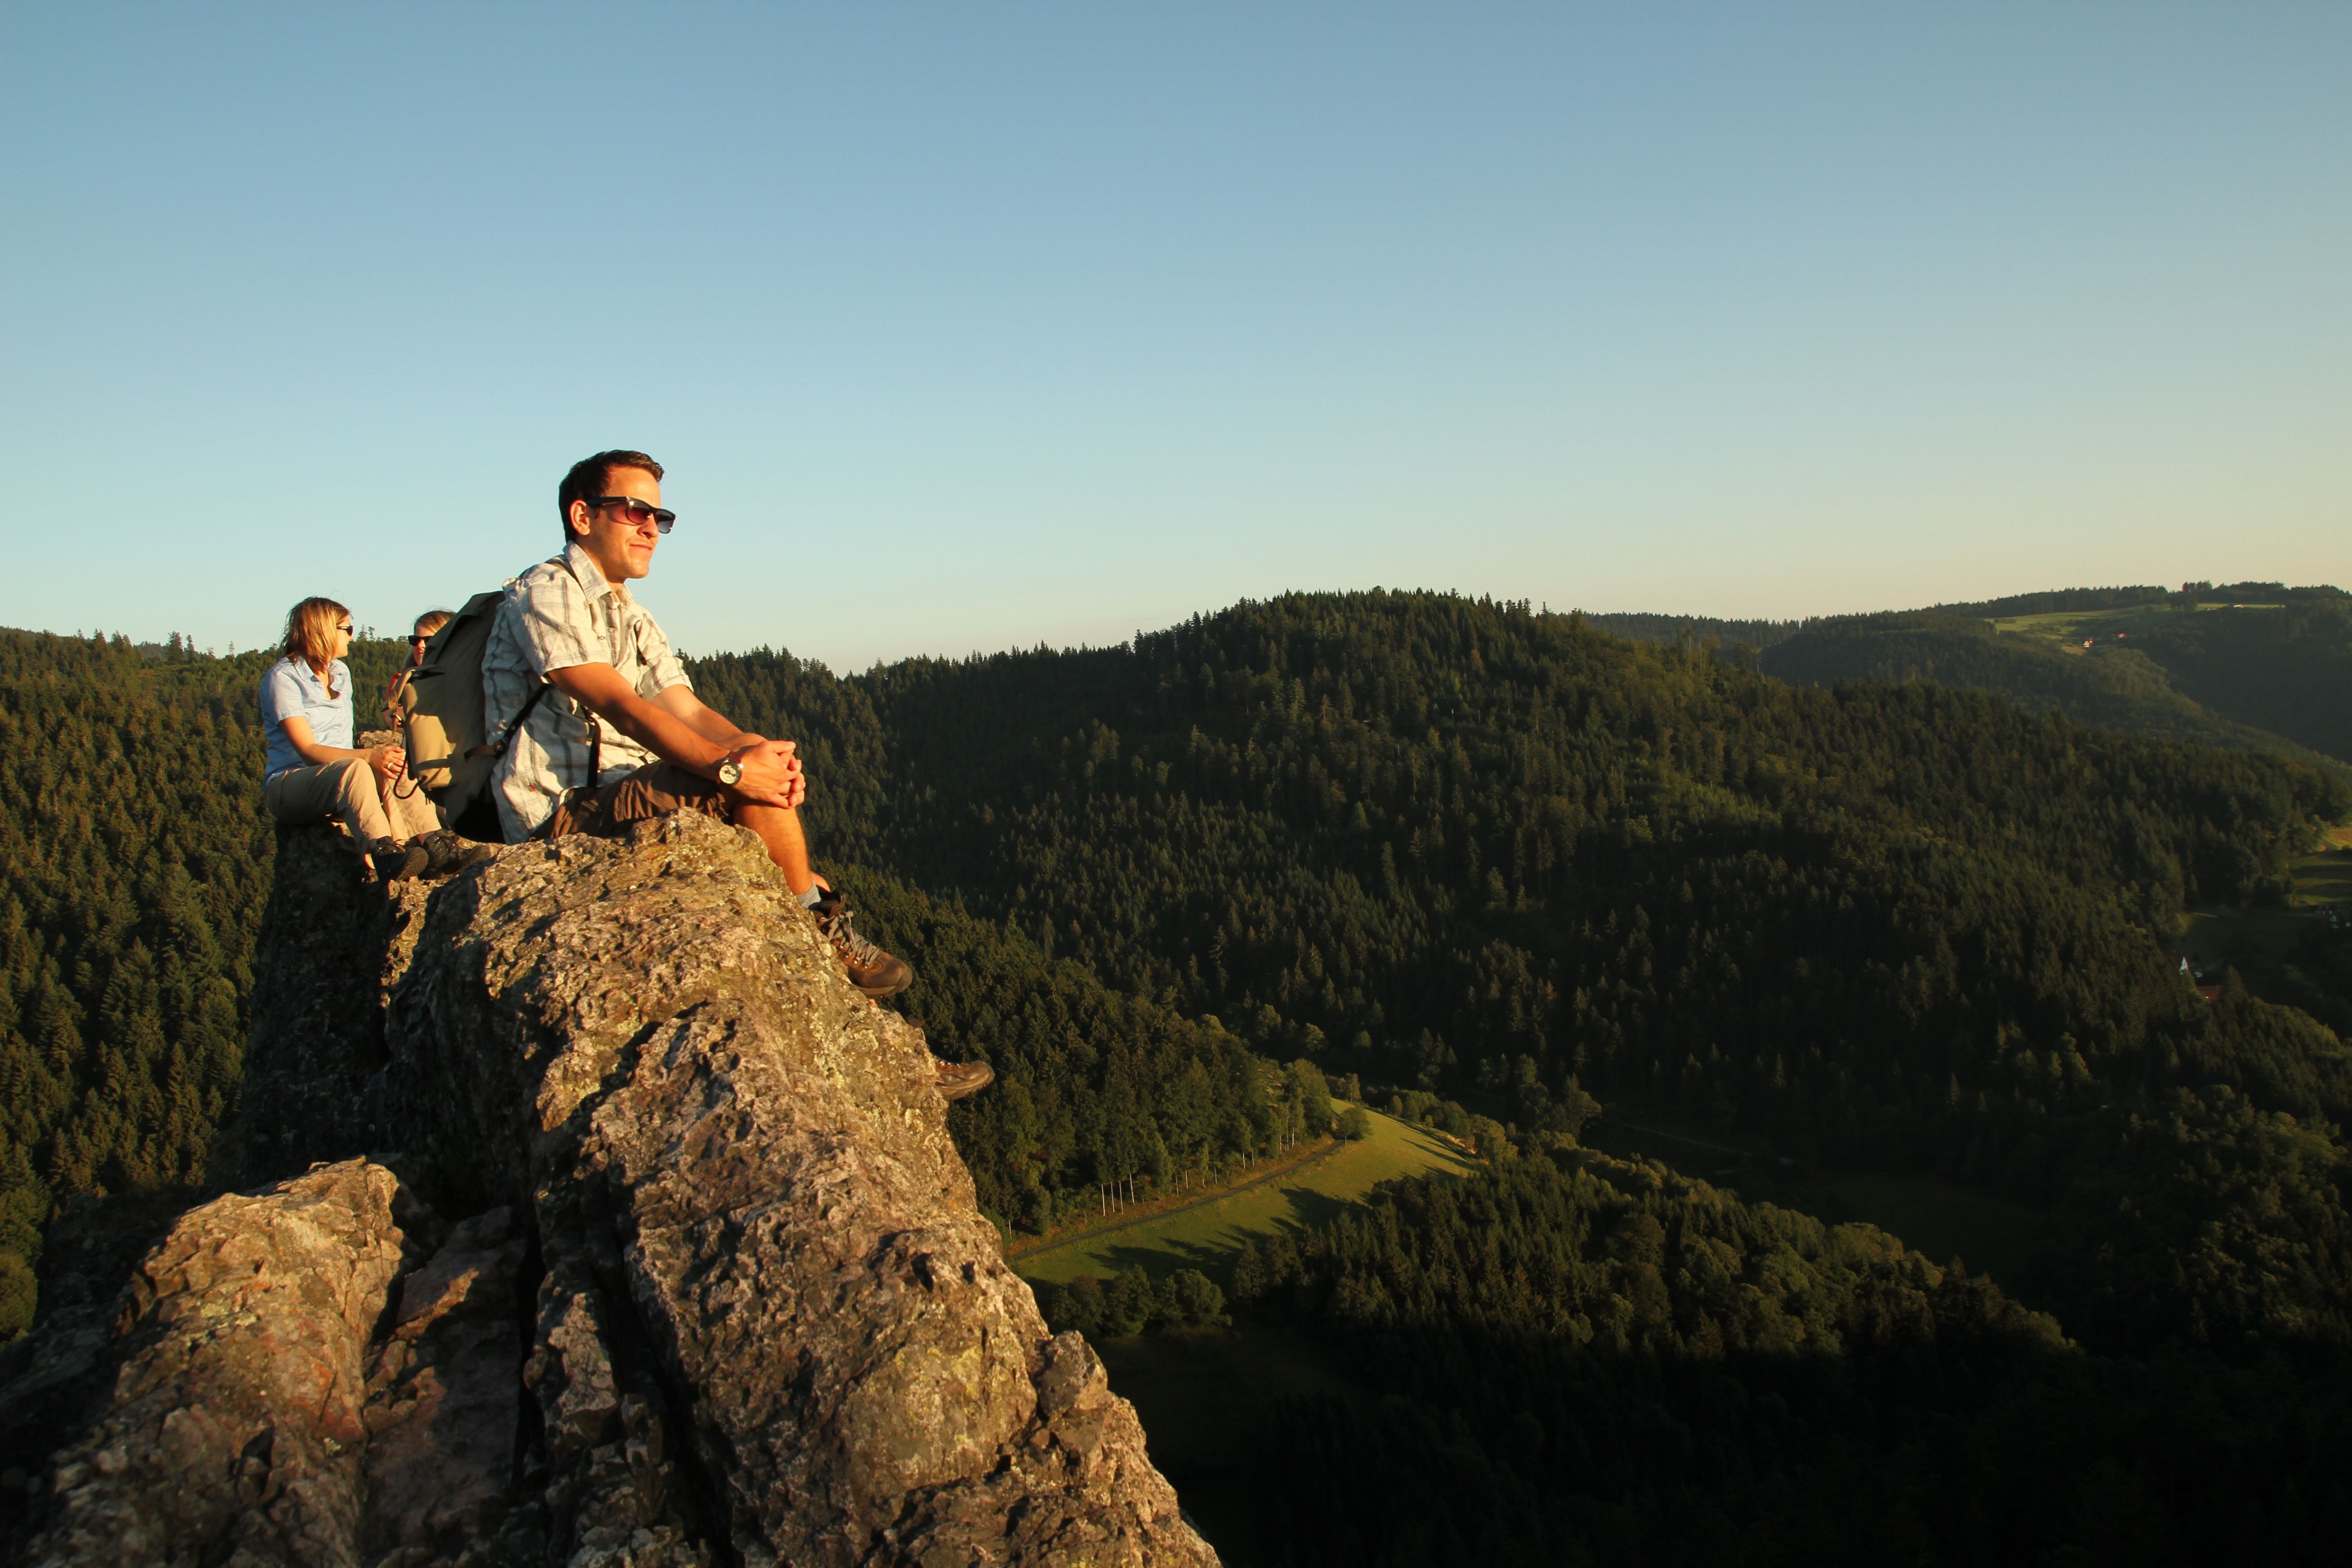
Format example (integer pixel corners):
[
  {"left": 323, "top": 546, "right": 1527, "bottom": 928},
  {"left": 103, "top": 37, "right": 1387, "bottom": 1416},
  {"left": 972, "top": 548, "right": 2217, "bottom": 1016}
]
[
  {"left": 736, "top": 796, "right": 904, "bottom": 997},
  {"left": 734, "top": 801, "right": 814, "bottom": 895}
]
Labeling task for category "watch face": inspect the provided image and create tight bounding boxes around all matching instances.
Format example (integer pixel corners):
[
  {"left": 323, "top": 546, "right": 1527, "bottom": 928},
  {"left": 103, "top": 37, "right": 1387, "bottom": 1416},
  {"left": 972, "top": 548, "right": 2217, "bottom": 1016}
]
[{"left": 719, "top": 761, "right": 741, "bottom": 785}]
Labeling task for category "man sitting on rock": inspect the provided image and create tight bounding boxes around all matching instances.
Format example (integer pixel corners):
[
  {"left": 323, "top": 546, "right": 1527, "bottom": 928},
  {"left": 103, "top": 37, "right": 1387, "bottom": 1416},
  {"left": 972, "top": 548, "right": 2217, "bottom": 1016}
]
[{"left": 481, "top": 452, "right": 988, "bottom": 1097}]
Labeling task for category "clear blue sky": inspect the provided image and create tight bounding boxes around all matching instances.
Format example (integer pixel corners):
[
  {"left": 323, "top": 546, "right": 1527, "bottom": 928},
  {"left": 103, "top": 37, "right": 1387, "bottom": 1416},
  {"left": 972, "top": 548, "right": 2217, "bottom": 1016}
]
[{"left": 5, "top": 3, "right": 2345, "bottom": 668}]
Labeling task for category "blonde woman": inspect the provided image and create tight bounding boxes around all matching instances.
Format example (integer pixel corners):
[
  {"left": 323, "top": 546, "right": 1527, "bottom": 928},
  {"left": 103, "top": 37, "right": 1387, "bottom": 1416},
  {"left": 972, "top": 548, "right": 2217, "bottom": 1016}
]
[{"left": 259, "top": 597, "right": 452, "bottom": 880}]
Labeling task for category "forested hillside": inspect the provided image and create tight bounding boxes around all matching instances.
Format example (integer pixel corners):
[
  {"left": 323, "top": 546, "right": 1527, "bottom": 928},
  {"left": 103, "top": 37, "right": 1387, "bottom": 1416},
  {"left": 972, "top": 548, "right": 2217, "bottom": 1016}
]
[
  {"left": 2133, "top": 593, "right": 2352, "bottom": 764},
  {"left": 1577, "top": 610, "right": 1800, "bottom": 652},
  {"left": 0, "top": 631, "right": 399, "bottom": 1333},
  {"left": 1218, "top": 1147, "right": 2352, "bottom": 1565},
  {"left": 10, "top": 588, "right": 2352, "bottom": 1563},
  {"left": 700, "top": 593, "right": 2350, "bottom": 1337},
  {"left": 1757, "top": 610, "right": 2300, "bottom": 756},
  {"left": 1765, "top": 583, "right": 2352, "bottom": 769}
]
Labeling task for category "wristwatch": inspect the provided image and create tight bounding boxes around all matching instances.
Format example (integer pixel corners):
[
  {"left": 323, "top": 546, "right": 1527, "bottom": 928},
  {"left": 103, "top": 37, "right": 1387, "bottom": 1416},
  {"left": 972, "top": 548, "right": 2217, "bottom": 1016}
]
[{"left": 716, "top": 759, "right": 743, "bottom": 787}]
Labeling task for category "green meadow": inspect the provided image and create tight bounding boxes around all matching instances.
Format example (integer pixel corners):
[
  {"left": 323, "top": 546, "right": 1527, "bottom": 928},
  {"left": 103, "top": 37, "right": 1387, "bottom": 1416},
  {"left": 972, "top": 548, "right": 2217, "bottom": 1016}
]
[
  {"left": 2293, "top": 833, "right": 2352, "bottom": 906},
  {"left": 1988, "top": 599, "right": 2284, "bottom": 646},
  {"left": 1015, "top": 1106, "right": 1479, "bottom": 1285}
]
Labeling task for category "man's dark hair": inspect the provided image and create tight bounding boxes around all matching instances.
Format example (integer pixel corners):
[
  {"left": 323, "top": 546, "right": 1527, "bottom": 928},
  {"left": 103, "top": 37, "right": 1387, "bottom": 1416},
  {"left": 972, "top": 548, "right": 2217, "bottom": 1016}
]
[{"left": 559, "top": 449, "right": 664, "bottom": 539}]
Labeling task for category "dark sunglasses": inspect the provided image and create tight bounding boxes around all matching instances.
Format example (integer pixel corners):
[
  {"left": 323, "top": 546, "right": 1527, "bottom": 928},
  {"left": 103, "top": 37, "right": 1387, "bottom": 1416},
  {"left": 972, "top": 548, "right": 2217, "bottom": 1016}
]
[{"left": 590, "top": 495, "right": 676, "bottom": 534}]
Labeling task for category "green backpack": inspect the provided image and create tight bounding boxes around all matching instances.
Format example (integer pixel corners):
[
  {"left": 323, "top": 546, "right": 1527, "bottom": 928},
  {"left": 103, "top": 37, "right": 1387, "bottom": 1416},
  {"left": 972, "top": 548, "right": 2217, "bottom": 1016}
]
[{"left": 393, "top": 588, "right": 549, "bottom": 833}]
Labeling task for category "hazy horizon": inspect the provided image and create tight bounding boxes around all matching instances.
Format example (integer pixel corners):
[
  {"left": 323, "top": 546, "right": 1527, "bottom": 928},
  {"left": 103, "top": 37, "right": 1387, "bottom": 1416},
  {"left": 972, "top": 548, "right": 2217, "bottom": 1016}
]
[{"left": 22, "top": 573, "right": 2337, "bottom": 676}]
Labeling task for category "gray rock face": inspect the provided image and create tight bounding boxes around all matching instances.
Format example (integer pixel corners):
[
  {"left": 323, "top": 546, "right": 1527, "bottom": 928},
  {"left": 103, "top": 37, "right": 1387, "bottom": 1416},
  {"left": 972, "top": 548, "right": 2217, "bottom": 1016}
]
[
  {"left": 15, "top": 812, "right": 1213, "bottom": 1567},
  {"left": 386, "top": 812, "right": 1214, "bottom": 1567}
]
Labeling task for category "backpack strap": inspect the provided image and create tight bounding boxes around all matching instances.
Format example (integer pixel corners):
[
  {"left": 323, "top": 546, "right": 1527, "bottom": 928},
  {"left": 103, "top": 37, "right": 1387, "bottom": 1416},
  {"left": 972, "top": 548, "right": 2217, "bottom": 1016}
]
[
  {"left": 468, "top": 680, "right": 552, "bottom": 760},
  {"left": 469, "top": 680, "right": 603, "bottom": 798}
]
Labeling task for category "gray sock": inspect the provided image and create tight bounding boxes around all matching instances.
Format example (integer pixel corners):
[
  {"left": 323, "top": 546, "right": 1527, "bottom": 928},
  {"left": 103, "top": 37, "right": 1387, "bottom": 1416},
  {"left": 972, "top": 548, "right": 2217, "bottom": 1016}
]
[{"left": 799, "top": 887, "right": 823, "bottom": 909}]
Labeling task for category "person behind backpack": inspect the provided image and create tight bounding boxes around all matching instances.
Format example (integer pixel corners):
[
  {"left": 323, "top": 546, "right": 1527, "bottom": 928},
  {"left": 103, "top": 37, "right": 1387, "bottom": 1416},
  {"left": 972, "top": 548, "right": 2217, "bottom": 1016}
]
[
  {"left": 260, "top": 597, "right": 472, "bottom": 881},
  {"left": 383, "top": 607, "right": 453, "bottom": 726},
  {"left": 479, "top": 449, "right": 990, "bottom": 1099}
]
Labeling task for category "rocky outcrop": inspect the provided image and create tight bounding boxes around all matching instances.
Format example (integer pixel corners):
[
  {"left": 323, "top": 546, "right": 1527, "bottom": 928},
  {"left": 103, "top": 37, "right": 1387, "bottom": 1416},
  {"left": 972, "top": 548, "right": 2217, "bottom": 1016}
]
[
  {"left": 25, "top": 1161, "right": 422, "bottom": 1565},
  {"left": 240, "top": 824, "right": 432, "bottom": 1185},
  {"left": 387, "top": 812, "right": 1211, "bottom": 1566},
  {"left": 14, "top": 812, "right": 1214, "bottom": 1567}
]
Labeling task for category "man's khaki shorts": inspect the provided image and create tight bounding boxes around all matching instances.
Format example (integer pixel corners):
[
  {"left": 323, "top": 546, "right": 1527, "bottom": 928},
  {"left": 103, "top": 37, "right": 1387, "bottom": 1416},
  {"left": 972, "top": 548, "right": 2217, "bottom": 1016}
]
[{"left": 543, "top": 762, "right": 735, "bottom": 840}]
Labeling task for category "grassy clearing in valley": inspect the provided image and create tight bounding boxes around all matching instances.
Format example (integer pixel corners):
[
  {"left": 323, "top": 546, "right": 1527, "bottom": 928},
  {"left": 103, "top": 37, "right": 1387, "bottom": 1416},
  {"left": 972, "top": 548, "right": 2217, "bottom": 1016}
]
[
  {"left": 2292, "top": 836, "right": 2352, "bottom": 906},
  {"left": 1088, "top": 1103, "right": 2048, "bottom": 1552},
  {"left": 1015, "top": 1107, "right": 1477, "bottom": 1285},
  {"left": 2162, "top": 826, "right": 2348, "bottom": 980},
  {"left": 1987, "top": 601, "right": 2284, "bottom": 646}
]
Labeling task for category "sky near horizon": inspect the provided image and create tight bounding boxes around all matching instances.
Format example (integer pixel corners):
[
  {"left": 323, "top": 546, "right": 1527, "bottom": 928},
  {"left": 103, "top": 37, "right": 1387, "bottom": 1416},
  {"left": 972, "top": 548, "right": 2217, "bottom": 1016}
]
[{"left": 4, "top": 3, "right": 2346, "bottom": 670}]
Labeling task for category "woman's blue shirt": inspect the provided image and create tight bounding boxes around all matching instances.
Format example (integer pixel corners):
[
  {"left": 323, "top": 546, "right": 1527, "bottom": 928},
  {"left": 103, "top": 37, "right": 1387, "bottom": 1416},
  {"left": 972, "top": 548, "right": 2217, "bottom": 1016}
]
[{"left": 259, "top": 657, "right": 353, "bottom": 779}]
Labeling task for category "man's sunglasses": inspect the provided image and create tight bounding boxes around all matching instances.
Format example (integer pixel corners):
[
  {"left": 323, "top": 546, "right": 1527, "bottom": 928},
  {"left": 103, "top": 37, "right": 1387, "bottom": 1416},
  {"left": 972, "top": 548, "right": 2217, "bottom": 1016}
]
[{"left": 590, "top": 496, "right": 677, "bottom": 535}]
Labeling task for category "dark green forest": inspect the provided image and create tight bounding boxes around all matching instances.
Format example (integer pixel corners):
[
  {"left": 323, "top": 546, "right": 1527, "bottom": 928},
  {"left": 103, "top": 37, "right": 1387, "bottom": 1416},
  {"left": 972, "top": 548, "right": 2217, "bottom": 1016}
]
[
  {"left": 699, "top": 594, "right": 2352, "bottom": 1338},
  {"left": 0, "top": 631, "right": 406, "bottom": 1333},
  {"left": 7, "top": 585, "right": 2352, "bottom": 1561},
  {"left": 1216, "top": 1149, "right": 2352, "bottom": 1566},
  {"left": 1757, "top": 610, "right": 2301, "bottom": 759},
  {"left": 1577, "top": 611, "right": 1801, "bottom": 651},
  {"left": 2133, "top": 594, "right": 2352, "bottom": 764},
  {"left": 702, "top": 590, "right": 2352, "bottom": 1561},
  {"left": 1762, "top": 583, "right": 2352, "bottom": 769}
]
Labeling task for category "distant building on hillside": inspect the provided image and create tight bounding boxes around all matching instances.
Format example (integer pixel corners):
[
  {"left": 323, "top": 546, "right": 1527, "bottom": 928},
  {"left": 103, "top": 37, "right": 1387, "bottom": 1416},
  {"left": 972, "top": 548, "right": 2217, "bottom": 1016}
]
[{"left": 2170, "top": 953, "right": 2224, "bottom": 1002}]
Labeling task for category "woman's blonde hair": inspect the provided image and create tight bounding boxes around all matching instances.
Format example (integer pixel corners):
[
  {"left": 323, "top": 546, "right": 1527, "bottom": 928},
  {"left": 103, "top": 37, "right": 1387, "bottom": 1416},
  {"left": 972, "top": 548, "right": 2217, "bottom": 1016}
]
[{"left": 281, "top": 597, "right": 350, "bottom": 695}]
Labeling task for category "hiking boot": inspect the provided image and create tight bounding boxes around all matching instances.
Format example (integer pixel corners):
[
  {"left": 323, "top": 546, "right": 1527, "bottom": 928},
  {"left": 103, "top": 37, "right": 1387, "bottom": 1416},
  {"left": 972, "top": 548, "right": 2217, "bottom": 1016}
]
[
  {"left": 418, "top": 828, "right": 496, "bottom": 878},
  {"left": 809, "top": 887, "right": 913, "bottom": 998},
  {"left": 371, "top": 837, "right": 430, "bottom": 882},
  {"left": 934, "top": 1057, "right": 995, "bottom": 1101}
]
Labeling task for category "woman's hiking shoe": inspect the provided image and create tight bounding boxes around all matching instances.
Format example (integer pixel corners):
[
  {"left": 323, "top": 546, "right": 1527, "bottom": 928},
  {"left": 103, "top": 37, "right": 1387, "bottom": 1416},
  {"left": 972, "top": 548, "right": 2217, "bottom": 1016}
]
[
  {"left": 370, "top": 837, "right": 430, "bottom": 882},
  {"left": 934, "top": 1058, "right": 995, "bottom": 1100},
  {"left": 810, "top": 888, "right": 914, "bottom": 998}
]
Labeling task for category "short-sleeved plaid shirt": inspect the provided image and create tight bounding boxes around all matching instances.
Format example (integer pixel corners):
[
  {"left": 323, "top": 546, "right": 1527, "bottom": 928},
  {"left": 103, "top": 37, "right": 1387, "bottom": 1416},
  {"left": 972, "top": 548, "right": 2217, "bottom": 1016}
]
[{"left": 482, "top": 541, "right": 691, "bottom": 842}]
